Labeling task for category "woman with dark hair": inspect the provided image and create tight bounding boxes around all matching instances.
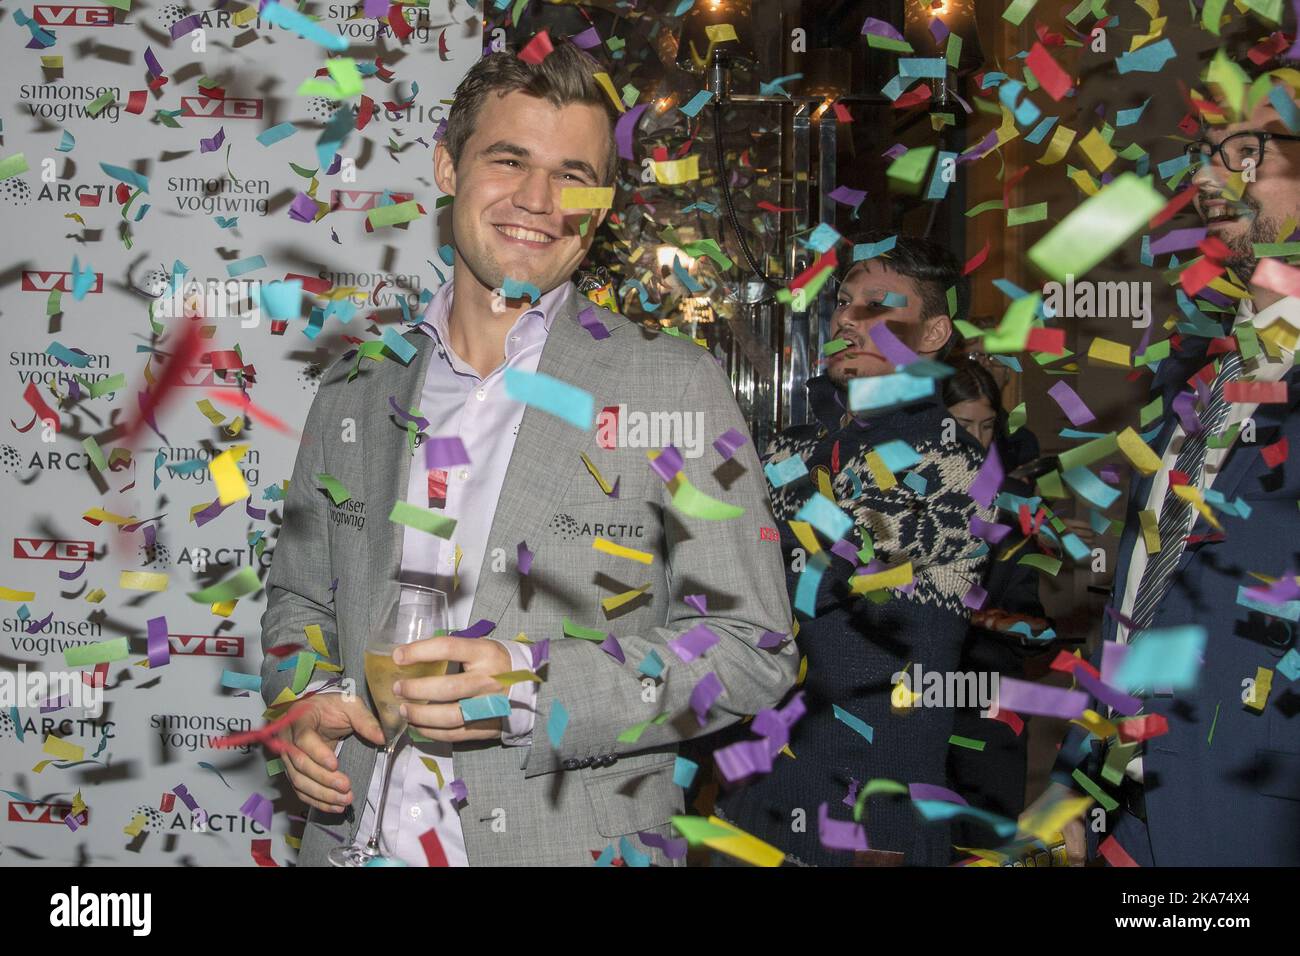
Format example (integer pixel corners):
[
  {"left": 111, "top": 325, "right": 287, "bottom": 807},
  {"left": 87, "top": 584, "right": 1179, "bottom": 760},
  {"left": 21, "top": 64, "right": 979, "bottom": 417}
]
[{"left": 942, "top": 360, "right": 1052, "bottom": 842}]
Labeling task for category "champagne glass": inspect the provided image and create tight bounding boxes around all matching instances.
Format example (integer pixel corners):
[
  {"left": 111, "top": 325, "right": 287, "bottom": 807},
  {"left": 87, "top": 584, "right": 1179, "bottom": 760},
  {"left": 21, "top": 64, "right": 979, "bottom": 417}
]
[{"left": 328, "top": 584, "right": 448, "bottom": 867}]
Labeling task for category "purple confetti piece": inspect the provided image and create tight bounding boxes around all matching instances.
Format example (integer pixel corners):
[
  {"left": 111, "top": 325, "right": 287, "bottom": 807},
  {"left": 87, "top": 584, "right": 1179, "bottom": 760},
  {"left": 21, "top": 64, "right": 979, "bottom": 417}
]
[
  {"left": 447, "top": 779, "right": 468, "bottom": 803},
  {"left": 577, "top": 304, "right": 610, "bottom": 340},
  {"left": 756, "top": 630, "right": 788, "bottom": 650},
  {"left": 929, "top": 16, "right": 950, "bottom": 44},
  {"left": 1245, "top": 572, "right": 1300, "bottom": 605},
  {"left": 452, "top": 619, "right": 495, "bottom": 638},
  {"left": 1148, "top": 226, "right": 1206, "bottom": 256},
  {"left": 882, "top": 143, "right": 908, "bottom": 160},
  {"left": 172, "top": 783, "right": 200, "bottom": 812},
  {"left": 995, "top": 676, "right": 1087, "bottom": 718},
  {"left": 830, "top": 538, "right": 860, "bottom": 564},
  {"left": 958, "top": 129, "right": 999, "bottom": 163},
  {"left": 819, "top": 802, "right": 869, "bottom": 852},
  {"left": 530, "top": 638, "right": 550, "bottom": 669},
  {"left": 969, "top": 443, "right": 1003, "bottom": 509},
  {"left": 908, "top": 782, "right": 968, "bottom": 806},
  {"left": 598, "top": 633, "right": 625, "bottom": 664},
  {"left": 828, "top": 185, "right": 867, "bottom": 209},
  {"left": 1073, "top": 665, "right": 1142, "bottom": 717},
  {"left": 570, "top": 25, "right": 602, "bottom": 49},
  {"left": 517, "top": 541, "right": 533, "bottom": 576},
  {"left": 860, "top": 15, "right": 905, "bottom": 40},
  {"left": 199, "top": 126, "right": 226, "bottom": 155},
  {"left": 194, "top": 498, "right": 229, "bottom": 528},
  {"left": 649, "top": 445, "right": 684, "bottom": 483},
  {"left": 668, "top": 623, "right": 720, "bottom": 663},
  {"left": 615, "top": 103, "right": 650, "bottom": 162},
  {"left": 325, "top": 153, "right": 342, "bottom": 176},
  {"left": 1047, "top": 380, "right": 1097, "bottom": 427},
  {"left": 143, "top": 524, "right": 157, "bottom": 549},
  {"left": 169, "top": 13, "right": 203, "bottom": 39},
  {"left": 868, "top": 322, "right": 920, "bottom": 367},
  {"left": 843, "top": 777, "right": 861, "bottom": 808},
  {"left": 246, "top": 498, "right": 267, "bottom": 520},
  {"left": 1099, "top": 463, "right": 1123, "bottom": 486},
  {"left": 26, "top": 612, "right": 53, "bottom": 634},
  {"left": 1100, "top": 639, "right": 1128, "bottom": 687},
  {"left": 963, "top": 582, "right": 988, "bottom": 610},
  {"left": 689, "top": 671, "right": 724, "bottom": 726},
  {"left": 288, "top": 191, "right": 318, "bottom": 223},
  {"left": 712, "top": 427, "right": 748, "bottom": 461},
  {"left": 58, "top": 561, "right": 87, "bottom": 581},
  {"left": 638, "top": 829, "right": 688, "bottom": 860},
  {"left": 424, "top": 436, "right": 471, "bottom": 469},
  {"left": 969, "top": 514, "right": 1012, "bottom": 544},
  {"left": 363, "top": 0, "right": 386, "bottom": 16},
  {"left": 41, "top": 695, "right": 70, "bottom": 714},
  {"left": 144, "top": 46, "right": 164, "bottom": 78},
  {"left": 239, "top": 793, "right": 273, "bottom": 830},
  {"left": 712, "top": 737, "right": 771, "bottom": 782},
  {"left": 388, "top": 395, "right": 430, "bottom": 431},
  {"left": 684, "top": 593, "right": 708, "bottom": 615},
  {"left": 608, "top": 476, "right": 620, "bottom": 500},
  {"left": 67, "top": 378, "right": 82, "bottom": 402},
  {"left": 147, "top": 615, "right": 170, "bottom": 669},
  {"left": 1171, "top": 389, "right": 1201, "bottom": 435}
]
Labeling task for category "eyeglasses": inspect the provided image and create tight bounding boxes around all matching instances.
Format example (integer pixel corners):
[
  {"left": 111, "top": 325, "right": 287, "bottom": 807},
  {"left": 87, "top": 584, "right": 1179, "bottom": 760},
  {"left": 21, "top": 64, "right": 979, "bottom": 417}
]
[{"left": 1183, "top": 130, "right": 1300, "bottom": 172}]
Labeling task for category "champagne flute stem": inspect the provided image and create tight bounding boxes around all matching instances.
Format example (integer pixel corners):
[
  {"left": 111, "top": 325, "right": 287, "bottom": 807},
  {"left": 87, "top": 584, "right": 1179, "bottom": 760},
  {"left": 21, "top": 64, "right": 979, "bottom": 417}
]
[{"left": 365, "top": 739, "right": 400, "bottom": 855}]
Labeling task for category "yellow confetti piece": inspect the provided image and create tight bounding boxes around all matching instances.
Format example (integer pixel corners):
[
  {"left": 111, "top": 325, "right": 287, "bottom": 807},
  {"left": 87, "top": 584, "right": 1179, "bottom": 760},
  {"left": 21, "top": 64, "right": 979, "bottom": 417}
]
[
  {"left": 690, "top": 813, "right": 785, "bottom": 867},
  {"left": 284, "top": 834, "right": 302, "bottom": 850},
  {"left": 85, "top": 588, "right": 107, "bottom": 603},
  {"left": 71, "top": 790, "right": 87, "bottom": 817},
  {"left": 1018, "top": 794, "right": 1092, "bottom": 843},
  {"left": 864, "top": 450, "right": 897, "bottom": 491},
  {"left": 305, "top": 623, "right": 329, "bottom": 658},
  {"left": 705, "top": 23, "right": 738, "bottom": 43},
  {"left": 0, "top": 586, "right": 36, "bottom": 601},
  {"left": 1138, "top": 509, "right": 1162, "bottom": 555},
  {"left": 1171, "top": 484, "right": 1222, "bottom": 531},
  {"left": 1260, "top": 320, "right": 1299, "bottom": 354},
  {"left": 1071, "top": 709, "right": 1118, "bottom": 739},
  {"left": 601, "top": 584, "right": 652, "bottom": 614},
  {"left": 848, "top": 561, "right": 913, "bottom": 595},
  {"left": 1117, "top": 427, "right": 1163, "bottom": 476},
  {"left": 592, "top": 537, "right": 655, "bottom": 565},
  {"left": 196, "top": 398, "right": 227, "bottom": 425},
  {"left": 211, "top": 444, "right": 251, "bottom": 505},
  {"left": 592, "top": 71, "right": 626, "bottom": 113},
  {"left": 560, "top": 186, "right": 615, "bottom": 209},
  {"left": 653, "top": 155, "right": 701, "bottom": 185},
  {"left": 120, "top": 570, "right": 169, "bottom": 591},
  {"left": 1078, "top": 128, "right": 1117, "bottom": 173},
  {"left": 124, "top": 814, "right": 147, "bottom": 837},
  {"left": 492, "top": 670, "right": 543, "bottom": 688},
  {"left": 814, "top": 466, "right": 836, "bottom": 502},
  {"left": 778, "top": 743, "right": 795, "bottom": 759},
  {"left": 43, "top": 735, "right": 85, "bottom": 763},
  {"left": 41, "top": 55, "right": 63, "bottom": 69},
  {"left": 788, "top": 519, "right": 822, "bottom": 555},
  {"left": 419, "top": 755, "right": 446, "bottom": 789},
  {"left": 233, "top": 4, "right": 259, "bottom": 25},
  {"left": 1068, "top": 166, "right": 1100, "bottom": 196},
  {"left": 315, "top": 660, "right": 343, "bottom": 672},
  {"left": 1245, "top": 666, "right": 1273, "bottom": 712},
  {"left": 84, "top": 507, "right": 136, "bottom": 526},
  {"left": 211, "top": 599, "right": 237, "bottom": 617},
  {"left": 580, "top": 452, "right": 614, "bottom": 495},
  {"left": 796, "top": 653, "right": 808, "bottom": 685},
  {"left": 1087, "top": 337, "right": 1131, "bottom": 367}
]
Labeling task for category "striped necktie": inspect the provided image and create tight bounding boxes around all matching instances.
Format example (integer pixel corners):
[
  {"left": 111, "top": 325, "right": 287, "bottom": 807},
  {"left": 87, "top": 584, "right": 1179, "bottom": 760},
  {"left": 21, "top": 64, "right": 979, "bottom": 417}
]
[{"left": 1129, "top": 350, "right": 1244, "bottom": 632}]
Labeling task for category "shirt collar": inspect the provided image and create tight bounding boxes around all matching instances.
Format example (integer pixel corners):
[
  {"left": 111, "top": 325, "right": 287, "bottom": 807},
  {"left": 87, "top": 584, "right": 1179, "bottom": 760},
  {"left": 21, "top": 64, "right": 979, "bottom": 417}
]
[{"left": 419, "top": 277, "right": 574, "bottom": 361}]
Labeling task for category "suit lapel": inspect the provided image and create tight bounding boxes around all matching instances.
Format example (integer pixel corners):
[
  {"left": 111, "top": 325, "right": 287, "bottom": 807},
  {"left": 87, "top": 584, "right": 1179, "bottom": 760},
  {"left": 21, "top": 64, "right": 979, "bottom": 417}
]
[
  {"left": 366, "top": 331, "right": 438, "bottom": 637},
  {"left": 1199, "top": 363, "right": 1300, "bottom": 506},
  {"left": 466, "top": 289, "right": 621, "bottom": 633}
]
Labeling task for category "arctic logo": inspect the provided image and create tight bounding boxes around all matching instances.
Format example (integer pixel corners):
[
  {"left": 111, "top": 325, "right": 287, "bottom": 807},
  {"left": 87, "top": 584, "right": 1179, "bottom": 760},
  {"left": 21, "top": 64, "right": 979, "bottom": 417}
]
[
  {"left": 21, "top": 270, "right": 104, "bottom": 294},
  {"left": 31, "top": 5, "right": 115, "bottom": 26},
  {"left": 179, "top": 96, "right": 264, "bottom": 120},
  {"left": 9, "top": 801, "right": 83, "bottom": 824},
  {"left": 13, "top": 538, "right": 94, "bottom": 562},
  {"left": 329, "top": 190, "right": 414, "bottom": 212},
  {"left": 50, "top": 886, "right": 151, "bottom": 937}
]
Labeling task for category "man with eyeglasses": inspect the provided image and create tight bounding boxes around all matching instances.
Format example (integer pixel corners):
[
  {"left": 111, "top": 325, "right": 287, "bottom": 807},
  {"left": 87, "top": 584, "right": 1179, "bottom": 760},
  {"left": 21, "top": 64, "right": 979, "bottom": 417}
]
[{"left": 1030, "top": 67, "right": 1300, "bottom": 867}]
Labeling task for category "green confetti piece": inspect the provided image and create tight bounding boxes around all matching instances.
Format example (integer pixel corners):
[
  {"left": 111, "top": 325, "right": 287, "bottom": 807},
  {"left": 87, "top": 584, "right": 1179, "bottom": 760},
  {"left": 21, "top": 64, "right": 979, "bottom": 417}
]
[
  {"left": 367, "top": 200, "right": 423, "bottom": 228},
  {"left": 865, "top": 34, "right": 913, "bottom": 53},
  {"left": 267, "top": 758, "right": 285, "bottom": 776},
  {"left": 853, "top": 777, "right": 908, "bottom": 821},
  {"left": 1018, "top": 553, "right": 1063, "bottom": 576},
  {"left": 1134, "top": 338, "right": 1171, "bottom": 366},
  {"left": 671, "top": 815, "right": 738, "bottom": 844},
  {"left": 948, "top": 734, "right": 986, "bottom": 751},
  {"left": 1071, "top": 768, "right": 1119, "bottom": 811},
  {"left": 0, "top": 153, "right": 29, "bottom": 181},
  {"left": 1002, "top": 0, "right": 1039, "bottom": 25},
  {"left": 187, "top": 566, "right": 263, "bottom": 604},
  {"left": 316, "top": 473, "right": 350, "bottom": 504},
  {"left": 886, "top": 146, "right": 936, "bottom": 189},
  {"left": 1057, "top": 432, "right": 1118, "bottom": 473},
  {"left": 1007, "top": 202, "right": 1048, "bottom": 226},
  {"left": 86, "top": 92, "right": 116, "bottom": 116},
  {"left": 288, "top": 161, "right": 318, "bottom": 179},
  {"left": 964, "top": 199, "right": 1005, "bottom": 218},
  {"left": 81, "top": 436, "right": 108, "bottom": 471},
  {"left": 1207, "top": 700, "right": 1221, "bottom": 745},
  {"left": 46, "top": 289, "right": 63, "bottom": 316},
  {"left": 1139, "top": 396, "right": 1163, "bottom": 428},
  {"left": 89, "top": 373, "right": 125, "bottom": 398},
  {"left": 1027, "top": 173, "right": 1164, "bottom": 283},
  {"left": 64, "top": 637, "right": 130, "bottom": 666},
  {"left": 389, "top": 500, "right": 456, "bottom": 538},
  {"left": 822, "top": 338, "right": 851, "bottom": 356},
  {"left": 290, "top": 650, "right": 318, "bottom": 695},
  {"left": 562, "top": 618, "right": 607, "bottom": 641},
  {"left": 617, "top": 719, "right": 652, "bottom": 743}
]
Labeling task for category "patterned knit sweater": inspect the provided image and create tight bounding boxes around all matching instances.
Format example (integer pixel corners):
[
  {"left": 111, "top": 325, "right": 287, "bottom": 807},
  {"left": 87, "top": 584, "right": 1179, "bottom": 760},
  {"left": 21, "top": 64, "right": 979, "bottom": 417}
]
[{"left": 716, "top": 375, "right": 992, "bottom": 866}]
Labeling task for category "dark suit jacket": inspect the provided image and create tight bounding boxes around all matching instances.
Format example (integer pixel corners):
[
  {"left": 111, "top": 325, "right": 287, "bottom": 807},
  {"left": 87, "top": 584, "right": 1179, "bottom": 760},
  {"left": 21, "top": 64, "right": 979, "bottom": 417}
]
[{"left": 1059, "top": 330, "right": 1300, "bottom": 866}]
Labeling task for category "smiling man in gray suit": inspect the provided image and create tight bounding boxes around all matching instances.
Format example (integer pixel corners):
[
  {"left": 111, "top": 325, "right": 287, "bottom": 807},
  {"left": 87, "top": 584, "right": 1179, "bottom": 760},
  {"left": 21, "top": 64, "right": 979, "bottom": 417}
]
[{"left": 259, "top": 42, "right": 796, "bottom": 866}]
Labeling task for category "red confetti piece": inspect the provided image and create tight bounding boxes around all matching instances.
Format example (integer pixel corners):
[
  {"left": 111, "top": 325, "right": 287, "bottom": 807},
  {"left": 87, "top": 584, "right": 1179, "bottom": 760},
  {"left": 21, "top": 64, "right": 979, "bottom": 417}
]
[
  {"left": 1117, "top": 713, "right": 1169, "bottom": 743},
  {"left": 1177, "top": 256, "right": 1224, "bottom": 296},
  {"left": 1261, "top": 436, "right": 1289, "bottom": 469},
  {"left": 1224, "top": 380, "right": 1288, "bottom": 404},
  {"left": 251, "top": 838, "right": 279, "bottom": 866},
  {"left": 79, "top": 192, "right": 101, "bottom": 207},
  {"left": 1098, "top": 834, "right": 1140, "bottom": 867},
  {"left": 1049, "top": 649, "right": 1100, "bottom": 680},
  {"left": 832, "top": 102, "right": 853, "bottom": 123},
  {"left": 161, "top": 792, "right": 176, "bottom": 812},
  {"left": 126, "top": 90, "right": 148, "bottom": 114},
  {"left": 1150, "top": 185, "right": 1197, "bottom": 229},
  {"left": 1026, "top": 42, "right": 1073, "bottom": 102},
  {"left": 790, "top": 248, "right": 838, "bottom": 291},
  {"left": 961, "top": 240, "right": 990, "bottom": 276},
  {"left": 517, "top": 29, "right": 555, "bottom": 64},
  {"left": 386, "top": 3, "right": 412, "bottom": 42},
  {"left": 987, "top": 707, "right": 1024, "bottom": 736},
  {"left": 20, "top": 382, "right": 61, "bottom": 433},
  {"left": 893, "top": 84, "right": 932, "bottom": 110},
  {"left": 420, "top": 827, "right": 449, "bottom": 866},
  {"left": 1026, "top": 327, "right": 1066, "bottom": 355}
]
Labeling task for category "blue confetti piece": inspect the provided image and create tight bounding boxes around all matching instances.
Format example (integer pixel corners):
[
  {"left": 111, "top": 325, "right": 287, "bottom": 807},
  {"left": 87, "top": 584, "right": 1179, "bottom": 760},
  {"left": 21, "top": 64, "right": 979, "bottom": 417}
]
[
  {"left": 833, "top": 704, "right": 873, "bottom": 743},
  {"left": 260, "top": 279, "right": 303, "bottom": 320},
  {"left": 503, "top": 367, "right": 594, "bottom": 431},
  {"left": 853, "top": 234, "right": 898, "bottom": 261},
  {"left": 594, "top": 843, "right": 616, "bottom": 866},
  {"left": 1116, "top": 39, "right": 1176, "bottom": 74},
  {"left": 638, "top": 650, "right": 665, "bottom": 678},
  {"left": 902, "top": 471, "right": 928, "bottom": 496},
  {"left": 1114, "top": 626, "right": 1207, "bottom": 693},
  {"left": 1278, "top": 648, "right": 1300, "bottom": 681},
  {"left": 620, "top": 835, "right": 652, "bottom": 867},
  {"left": 502, "top": 276, "right": 541, "bottom": 303},
  {"left": 679, "top": 89, "right": 714, "bottom": 117},
  {"left": 99, "top": 162, "right": 150, "bottom": 194},
  {"left": 1116, "top": 98, "right": 1151, "bottom": 127},
  {"left": 1236, "top": 586, "right": 1300, "bottom": 622},
  {"left": 805, "top": 222, "right": 842, "bottom": 254},
  {"left": 460, "top": 694, "right": 511, "bottom": 722},
  {"left": 925, "top": 150, "right": 957, "bottom": 200},
  {"left": 848, "top": 372, "right": 934, "bottom": 412},
  {"left": 1025, "top": 115, "right": 1058, "bottom": 145},
  {"left": 256, "top": 122, "right": 298, "bottom": 146},
  {"left": 794, "top": 552, "right": 829, "bottom": 617},
  {"left": 673, "top": 756, "right": 698, "bottom": 788},
  {"left": 764, "top": 455, "right": 809, "bottom": 488},
  {"left": 221, "top": 670, "right": 262, "bottom": 691},
  {"left": 547, "top": 699, "right": 569, "bottom": 748},
  {"left": 382, "top": 326, "right": 416, "bottom": 364},
  {"left": 795, "top": 493, "right": 852, "bottom": 541}
]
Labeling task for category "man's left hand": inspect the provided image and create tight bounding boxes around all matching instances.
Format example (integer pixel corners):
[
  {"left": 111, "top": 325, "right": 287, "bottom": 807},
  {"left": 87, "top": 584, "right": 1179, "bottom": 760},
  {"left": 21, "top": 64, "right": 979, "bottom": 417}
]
[{"left": 393, "top": 637, "right": 512, "bottom": 743}]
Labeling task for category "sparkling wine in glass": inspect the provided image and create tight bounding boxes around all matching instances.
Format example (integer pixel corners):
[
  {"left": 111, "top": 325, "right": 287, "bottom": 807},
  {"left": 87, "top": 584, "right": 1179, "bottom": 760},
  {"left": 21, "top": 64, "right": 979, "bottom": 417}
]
[{"left": 327, "top": 584, "right": 448, "bottom": 867}]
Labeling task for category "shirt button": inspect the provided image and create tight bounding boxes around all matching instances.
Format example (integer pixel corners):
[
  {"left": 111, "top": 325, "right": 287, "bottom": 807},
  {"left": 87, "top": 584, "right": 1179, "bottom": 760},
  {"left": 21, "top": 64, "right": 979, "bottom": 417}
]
[
  {"left": 475, "top": 389, "right": 486, "bottom": 401},
  {"left": 458, "top": 469, "right": 470, "bottom": 481},
  {"left": 510, "top": 335, "right": 520, "bottom": 343},
  {"left": 409, "top": 806, "right": 422, "bottom": 818}
]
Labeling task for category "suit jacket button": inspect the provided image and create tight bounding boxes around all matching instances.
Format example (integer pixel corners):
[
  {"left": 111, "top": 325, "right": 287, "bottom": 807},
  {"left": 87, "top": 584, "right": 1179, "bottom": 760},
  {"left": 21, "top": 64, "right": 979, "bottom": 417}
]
[
  {"left": 563, "top": 758, "right": 579, "bottom": 771},
  {"left": 601, "top": 754, "right": 617, "bottom": 767},
  {"left": 581, "top": 756, "right": 594, "bottom": 768}
]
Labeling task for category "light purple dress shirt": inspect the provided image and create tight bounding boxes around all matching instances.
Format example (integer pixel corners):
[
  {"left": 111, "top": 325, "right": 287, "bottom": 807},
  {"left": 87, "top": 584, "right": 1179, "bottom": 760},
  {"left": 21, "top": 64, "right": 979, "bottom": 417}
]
[{"left": 317, "top": 277, "right": 574, "bottom": 865}]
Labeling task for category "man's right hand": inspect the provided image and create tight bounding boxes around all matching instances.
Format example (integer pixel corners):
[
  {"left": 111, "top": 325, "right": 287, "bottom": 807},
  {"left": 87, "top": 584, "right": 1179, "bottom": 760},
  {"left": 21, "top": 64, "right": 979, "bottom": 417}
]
[{"left": 278, "top": 693, "right": 385, "bottom": 814}]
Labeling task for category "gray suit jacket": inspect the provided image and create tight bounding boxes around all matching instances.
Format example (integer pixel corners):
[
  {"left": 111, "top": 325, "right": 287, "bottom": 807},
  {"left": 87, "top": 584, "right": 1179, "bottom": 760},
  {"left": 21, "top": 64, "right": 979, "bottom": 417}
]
[{"left": 259, "top": 283, "right": 797, "bottom": 866}]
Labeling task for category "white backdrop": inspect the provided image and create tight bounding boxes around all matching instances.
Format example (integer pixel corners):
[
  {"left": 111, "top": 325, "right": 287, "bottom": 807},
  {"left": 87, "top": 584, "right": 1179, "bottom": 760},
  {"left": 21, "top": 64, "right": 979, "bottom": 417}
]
[{"left": 0, "top": 0, "right": 479, "bottom": 865}]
